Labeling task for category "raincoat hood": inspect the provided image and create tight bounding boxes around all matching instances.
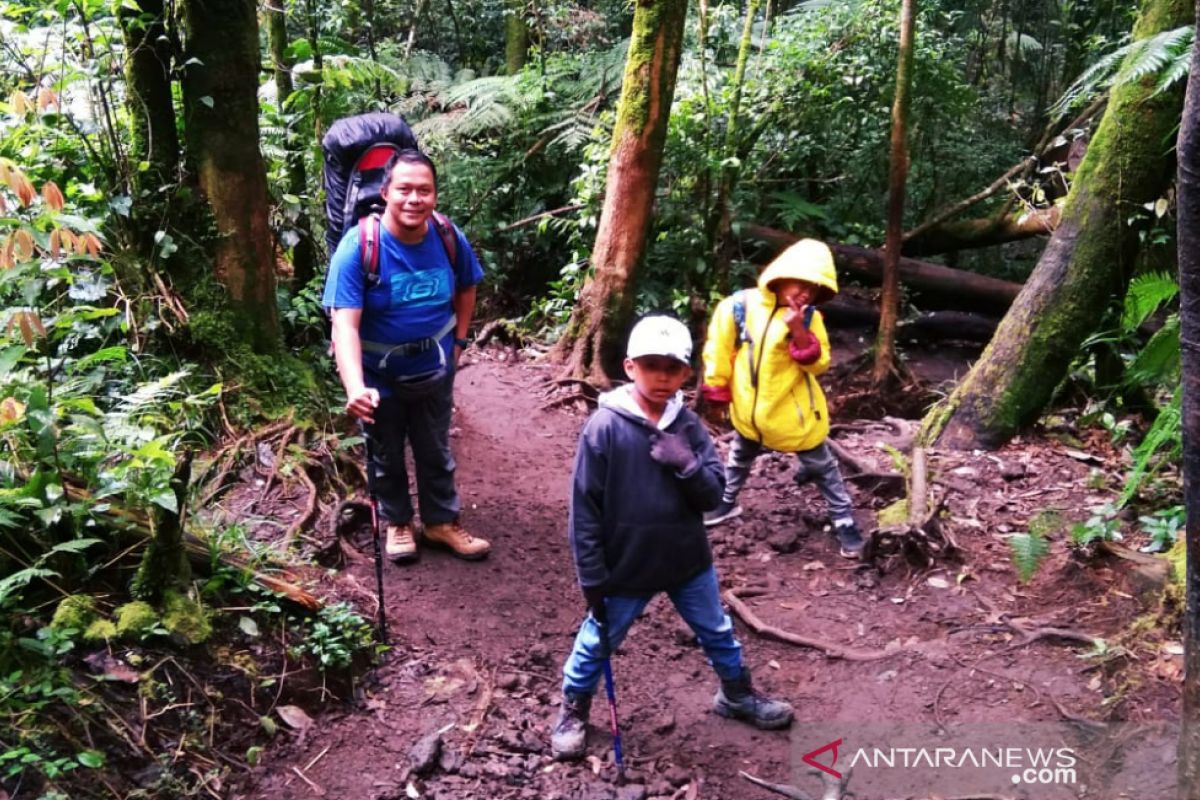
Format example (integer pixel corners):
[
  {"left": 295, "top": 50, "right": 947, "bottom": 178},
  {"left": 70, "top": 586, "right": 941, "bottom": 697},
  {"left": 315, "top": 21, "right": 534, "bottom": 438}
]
[{"left": 757, "top": 239, "right": 839, "bottom": 305}]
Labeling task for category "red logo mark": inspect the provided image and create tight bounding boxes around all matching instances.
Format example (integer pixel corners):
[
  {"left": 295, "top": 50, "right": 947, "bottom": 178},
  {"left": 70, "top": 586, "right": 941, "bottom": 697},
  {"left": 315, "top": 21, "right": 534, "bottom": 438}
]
[{"left": 802, "top": 738, "right": 843, "bottom": 779}]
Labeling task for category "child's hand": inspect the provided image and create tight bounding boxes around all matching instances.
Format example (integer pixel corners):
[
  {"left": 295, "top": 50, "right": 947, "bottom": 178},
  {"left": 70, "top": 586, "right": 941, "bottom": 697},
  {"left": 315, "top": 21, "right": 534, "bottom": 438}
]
[
  {"left": 783, "top": 297, "right": 814, "bottom": 345},
  {"left": 649, "top": 425, "right": 699, "bottom": 473}
]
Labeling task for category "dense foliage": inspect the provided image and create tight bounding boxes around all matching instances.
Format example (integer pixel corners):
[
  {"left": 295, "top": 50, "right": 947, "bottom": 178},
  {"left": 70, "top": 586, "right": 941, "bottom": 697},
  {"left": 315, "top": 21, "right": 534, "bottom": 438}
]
[{"left": 0, "top": 0, "right": 1190, "bottom": 794}]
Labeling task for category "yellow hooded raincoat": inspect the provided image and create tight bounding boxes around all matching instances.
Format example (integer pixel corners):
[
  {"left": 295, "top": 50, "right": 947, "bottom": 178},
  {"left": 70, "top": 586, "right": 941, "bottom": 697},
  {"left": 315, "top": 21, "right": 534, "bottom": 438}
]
[{"left": 702, "top": 239, "right": 839, "bottom": 453}]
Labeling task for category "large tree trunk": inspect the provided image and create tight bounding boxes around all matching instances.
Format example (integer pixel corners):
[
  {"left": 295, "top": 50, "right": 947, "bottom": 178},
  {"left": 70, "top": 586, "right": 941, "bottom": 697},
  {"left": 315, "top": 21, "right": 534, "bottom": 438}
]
[
  {"left": 119, "top": 0, "right": 178, "bottom": 189},
  {"left": 266, "top": 1, "right": 318, "bottom": 287},
  {"left": 1177, "top": 0, "right": 1200, "bottom": 792},
  {"left": 707, "top": 0, "right": 761, "bottom": 292},
  {"left": 182, "top": 0, "right": 279, "bottom": 351},
  {"left": 743, "top": 224, "right": 1023, "bottom": 313},
  {"left": 921, "top": 0, "right": 1190, "bottom": 450},
  {"left": 874, "top": 0, "right": 916, "bottom": 386},
  {"left": 550, "top": 0, "right": 689, "bottom": 383},
  {"left": 505, "top": 0, "right": 528, "bottom": 75}
]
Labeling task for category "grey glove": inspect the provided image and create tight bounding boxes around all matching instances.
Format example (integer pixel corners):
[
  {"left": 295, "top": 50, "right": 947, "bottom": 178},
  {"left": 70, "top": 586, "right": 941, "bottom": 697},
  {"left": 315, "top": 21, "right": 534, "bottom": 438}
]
[{"left": 649, "top": 424, "right": 698, "bottom": 473}]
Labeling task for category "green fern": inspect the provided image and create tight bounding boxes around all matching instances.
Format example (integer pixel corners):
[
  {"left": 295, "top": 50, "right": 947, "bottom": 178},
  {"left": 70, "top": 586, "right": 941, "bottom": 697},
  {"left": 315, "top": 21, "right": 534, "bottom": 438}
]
[
  {"left": 1052, "top": 25, "right": 1194, "bottom": 117},
  {"left": 1122, "top": 270, "right": 1179, "bottom": 332},
  {"left": 1009, "top": 531, "right": 1049, "bottom": 583},
  {"left": 1118, "top": 386, "right": 1182, "bottom": 506},
  {"left": 1124, "top": 316, "right": 1180, "bottom": 387}
]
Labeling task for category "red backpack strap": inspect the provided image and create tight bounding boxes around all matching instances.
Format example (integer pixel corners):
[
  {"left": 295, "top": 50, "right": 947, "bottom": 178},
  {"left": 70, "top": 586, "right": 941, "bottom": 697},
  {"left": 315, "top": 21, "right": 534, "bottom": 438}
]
[
  {"left": 430, "top": 210, "right": 459, "bottom": 270},
  {"left": 359, "top": 212, "right": 382, "bottom": 286}
]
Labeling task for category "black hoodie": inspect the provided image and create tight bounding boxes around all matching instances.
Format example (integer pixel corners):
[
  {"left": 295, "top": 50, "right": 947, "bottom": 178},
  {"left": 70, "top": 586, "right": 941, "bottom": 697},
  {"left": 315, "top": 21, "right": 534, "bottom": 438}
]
[{"left": 568, "top": 386, "right": 725, "bottom": 596}]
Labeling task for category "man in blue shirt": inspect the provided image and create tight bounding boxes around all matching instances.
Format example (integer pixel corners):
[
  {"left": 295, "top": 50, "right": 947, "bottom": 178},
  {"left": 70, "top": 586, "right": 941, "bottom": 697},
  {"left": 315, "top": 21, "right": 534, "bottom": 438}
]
[{"left": 323, "top": 150, "right": 490, "bottom": 563}]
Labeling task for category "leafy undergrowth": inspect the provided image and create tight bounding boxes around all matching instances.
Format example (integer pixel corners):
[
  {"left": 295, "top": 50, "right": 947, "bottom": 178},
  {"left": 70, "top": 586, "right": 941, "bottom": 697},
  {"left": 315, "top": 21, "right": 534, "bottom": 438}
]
[{"left": 1, "top": 552, "right": 381, "bottom": 800}]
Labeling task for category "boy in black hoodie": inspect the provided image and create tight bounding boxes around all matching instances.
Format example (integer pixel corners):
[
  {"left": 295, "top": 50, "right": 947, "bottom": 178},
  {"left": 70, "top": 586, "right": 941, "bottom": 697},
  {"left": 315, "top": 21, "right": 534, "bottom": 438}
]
[{"left": 550, "top": 315, "right": 794, "bottom": 761}]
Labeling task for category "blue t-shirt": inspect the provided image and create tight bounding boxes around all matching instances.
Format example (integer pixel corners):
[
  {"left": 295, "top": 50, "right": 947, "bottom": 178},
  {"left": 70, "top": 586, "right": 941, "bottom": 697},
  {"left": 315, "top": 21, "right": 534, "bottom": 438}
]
[{"left": 322, "top": 219, "right": 484, "bottom": 385}]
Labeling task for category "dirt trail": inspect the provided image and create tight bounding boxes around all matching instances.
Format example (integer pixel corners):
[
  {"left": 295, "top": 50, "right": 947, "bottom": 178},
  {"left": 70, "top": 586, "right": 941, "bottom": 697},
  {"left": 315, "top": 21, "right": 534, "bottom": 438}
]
[{"left": 236, "top": 353, "right": 1176, "bottom": 800}]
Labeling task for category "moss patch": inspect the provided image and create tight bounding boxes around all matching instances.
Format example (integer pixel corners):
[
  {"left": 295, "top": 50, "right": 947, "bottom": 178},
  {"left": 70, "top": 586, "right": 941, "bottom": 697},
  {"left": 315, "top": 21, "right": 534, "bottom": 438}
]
[
  {"left": 116, "top": 601, "right": 160, "bottom": 637},
  {"left": 877, "top": 499, "right": 909, "bottom": 528},
  {"left": 50, "top": 595, "right": 98, "bottom": 631},
  {"left": 83, "top": 619, "right": 118, "bottom": 642},
  {"left": 162, "top": 591, "right": 212, "bottom": 644}
]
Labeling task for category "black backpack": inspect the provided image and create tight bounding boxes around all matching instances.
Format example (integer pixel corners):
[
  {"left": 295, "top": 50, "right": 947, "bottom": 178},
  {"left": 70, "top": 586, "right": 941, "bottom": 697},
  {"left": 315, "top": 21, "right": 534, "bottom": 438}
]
[{"left": 321, "top": 112, "right": 461, "bottom": 281}]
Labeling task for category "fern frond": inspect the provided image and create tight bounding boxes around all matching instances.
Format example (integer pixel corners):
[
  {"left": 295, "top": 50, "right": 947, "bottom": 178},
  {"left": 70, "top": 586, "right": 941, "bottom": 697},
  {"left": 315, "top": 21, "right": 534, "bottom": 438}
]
[
  {"left": 1113, "top": 25, "right": 1192, "bottom": 86},
  {"left": 1124, "top": 315, "right": 1180, "bottom": 387},
  {"left": 1122, "top": 270, "right": 1179, "bottom": 331},
  {"left": 1053, "top": 25, "right": 1193, "bottom": 117},
  {"left": 1119, "top": 385, "right": 1182, "bottom": 506},
  {"left": 1009, "top": 531, "right": 1049, "bottom": 583}
]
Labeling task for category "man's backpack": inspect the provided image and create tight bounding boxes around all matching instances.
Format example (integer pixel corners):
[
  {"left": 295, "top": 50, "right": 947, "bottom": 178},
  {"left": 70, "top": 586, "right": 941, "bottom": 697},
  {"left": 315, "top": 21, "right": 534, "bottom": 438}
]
[{"left": 321, "top": 112, "right": 462, "bottom": 284}]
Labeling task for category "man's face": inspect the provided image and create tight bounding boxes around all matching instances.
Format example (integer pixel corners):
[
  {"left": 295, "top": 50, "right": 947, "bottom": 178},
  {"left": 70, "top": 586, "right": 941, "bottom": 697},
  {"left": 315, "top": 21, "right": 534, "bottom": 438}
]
[{"left": 381, "top": 161, "right": 437, "bottom": 232}]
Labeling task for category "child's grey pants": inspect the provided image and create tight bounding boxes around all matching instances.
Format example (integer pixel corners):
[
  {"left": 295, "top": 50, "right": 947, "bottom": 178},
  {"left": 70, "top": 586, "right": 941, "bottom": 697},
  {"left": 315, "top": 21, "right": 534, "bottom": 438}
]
[{"left": 721, "top": 433, "right": 853, "bottom": 521}]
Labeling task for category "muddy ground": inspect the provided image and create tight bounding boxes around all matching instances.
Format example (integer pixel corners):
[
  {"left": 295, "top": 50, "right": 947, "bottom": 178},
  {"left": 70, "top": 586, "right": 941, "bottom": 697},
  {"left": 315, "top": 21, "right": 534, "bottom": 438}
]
[{"left": 230, "top": 335, "right": 1182, "bottom": 800}]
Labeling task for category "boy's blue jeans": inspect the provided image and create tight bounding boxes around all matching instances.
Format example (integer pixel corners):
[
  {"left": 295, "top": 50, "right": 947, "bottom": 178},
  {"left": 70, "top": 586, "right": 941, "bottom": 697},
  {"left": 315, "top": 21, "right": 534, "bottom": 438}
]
[{"left": 561, "top": 566, "right": 743, "bottom": 696}]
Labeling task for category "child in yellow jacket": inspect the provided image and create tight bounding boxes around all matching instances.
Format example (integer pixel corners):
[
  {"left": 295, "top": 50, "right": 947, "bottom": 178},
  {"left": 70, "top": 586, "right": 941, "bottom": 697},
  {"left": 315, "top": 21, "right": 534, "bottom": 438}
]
[{"left": 700, "top": 239, "right": 863, "bottom": 558}]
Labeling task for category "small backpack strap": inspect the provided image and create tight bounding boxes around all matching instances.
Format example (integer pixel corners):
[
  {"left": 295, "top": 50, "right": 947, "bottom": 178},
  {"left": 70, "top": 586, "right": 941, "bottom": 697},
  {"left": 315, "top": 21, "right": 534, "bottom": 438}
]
[
  {"left": 359, "top": 212, "right": 383, "bottom": 286},
  {"left": 731, "top": 289, "right": 759, "bottom": 388},
  {"left": 732, "top": 289, "right": 750, "bottom": 345},
  {"left": 430, "top": 210, "right": 459, "bottom": 271}
]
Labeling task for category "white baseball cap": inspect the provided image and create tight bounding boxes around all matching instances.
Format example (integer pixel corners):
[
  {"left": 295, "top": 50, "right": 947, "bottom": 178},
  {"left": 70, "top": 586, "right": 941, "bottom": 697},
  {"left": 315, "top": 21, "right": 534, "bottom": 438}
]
[{"left": 626, "top": 315, "right": 692, "bottom": 365}]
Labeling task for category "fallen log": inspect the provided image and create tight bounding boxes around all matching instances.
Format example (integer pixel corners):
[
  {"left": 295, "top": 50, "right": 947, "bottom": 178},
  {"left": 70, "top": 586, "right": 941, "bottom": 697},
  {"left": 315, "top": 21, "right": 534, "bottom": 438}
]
[
  {"left": 740, "top": 224, "right": 1023, "bottom": 314},
  {"left": 821, "top": 295, "right": 999, "bottom": 343},
  {"left": 902, "top": 206, "right": 1060, "bottom": 257}
]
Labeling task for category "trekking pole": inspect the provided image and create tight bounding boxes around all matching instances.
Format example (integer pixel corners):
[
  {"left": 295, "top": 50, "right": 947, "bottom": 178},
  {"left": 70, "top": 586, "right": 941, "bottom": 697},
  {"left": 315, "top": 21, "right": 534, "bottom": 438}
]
[
  {"left": 596, "top": 613, "right": 625, "bottom": 782},
  {"left": 361, "top": 423, "right": 389, "bottom": 646}
]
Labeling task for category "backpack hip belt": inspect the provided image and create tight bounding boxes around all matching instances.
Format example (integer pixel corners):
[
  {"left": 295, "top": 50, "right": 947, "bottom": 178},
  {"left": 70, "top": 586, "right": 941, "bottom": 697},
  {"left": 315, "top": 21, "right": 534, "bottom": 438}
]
[{"left": 361, "top": 314, "right": 457, "bottom": 371}]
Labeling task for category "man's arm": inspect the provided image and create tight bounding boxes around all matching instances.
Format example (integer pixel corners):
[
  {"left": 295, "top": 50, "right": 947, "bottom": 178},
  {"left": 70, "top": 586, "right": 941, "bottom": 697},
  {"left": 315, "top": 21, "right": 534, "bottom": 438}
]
[
  {"left": 452, "top": 285, "right": 477, "bottom": 365},
  {"left": 330, "top": 307, "right": 379, "bottom": 423}
]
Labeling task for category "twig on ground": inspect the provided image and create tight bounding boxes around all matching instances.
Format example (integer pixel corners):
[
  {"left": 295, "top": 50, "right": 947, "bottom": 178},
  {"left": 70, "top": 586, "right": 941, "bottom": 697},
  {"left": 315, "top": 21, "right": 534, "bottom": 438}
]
[
  {"left": 462, "top": 665, "right": 497, "bottom": 757},
  {"left": 291, "top": 766, "right": 325, "bottom": 796},
  {"left": 724, "top": 588, "right": 904, "bottom": 661}
]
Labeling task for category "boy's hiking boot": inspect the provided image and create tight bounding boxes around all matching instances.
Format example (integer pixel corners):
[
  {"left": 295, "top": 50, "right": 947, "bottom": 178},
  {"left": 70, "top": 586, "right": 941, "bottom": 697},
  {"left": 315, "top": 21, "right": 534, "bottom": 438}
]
[
  {"left": 551, "top": 692, "right": 591, "bottom": 760},
  {"left": 835, "top": 520, "right": 865, "bottom": 559},
  {"left": 424, "top": 521, "right": 491, "bottom": 560},
  {"left": 703, "top": 500, "right": 743, "bottom": 527},
  {"left": 713, "top": 668, "right": 794, "bottom": 730},
  {"left": 384, "top": 523, "right": 418, "bottom": 563}
]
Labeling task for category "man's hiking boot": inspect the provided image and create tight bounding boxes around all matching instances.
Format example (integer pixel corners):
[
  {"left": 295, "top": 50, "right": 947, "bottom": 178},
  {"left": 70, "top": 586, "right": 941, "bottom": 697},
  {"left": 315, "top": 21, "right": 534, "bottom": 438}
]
[
  {"left": 713, "top": 667, "right": 794, "bottom": 730},
  {"left": 703, "top": 500, "right": 743, "bottom": 527},
  {"left": 424, "top": 521, "right": 491, "bottom": 560},
  {"left": 384, "top": 523, "right": 418, "bottom": 563},
  {"left": 550, "top": 692, "right": 591, "bottom": 760},
  {"left": 835, "top": 520, "right": 865, "bottom": 560}
]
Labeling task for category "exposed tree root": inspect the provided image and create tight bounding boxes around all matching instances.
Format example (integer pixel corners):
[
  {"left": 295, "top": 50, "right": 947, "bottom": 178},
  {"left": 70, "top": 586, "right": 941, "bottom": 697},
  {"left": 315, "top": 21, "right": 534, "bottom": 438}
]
[
  {"left": 724, "top": 587, "right": 904, "bottom": 661},
  {"left": 539, "top": 391, "right": 598, "bottom": 411},
  {"left": 740, "top": 766, "right": 849, "bottom": 800}
]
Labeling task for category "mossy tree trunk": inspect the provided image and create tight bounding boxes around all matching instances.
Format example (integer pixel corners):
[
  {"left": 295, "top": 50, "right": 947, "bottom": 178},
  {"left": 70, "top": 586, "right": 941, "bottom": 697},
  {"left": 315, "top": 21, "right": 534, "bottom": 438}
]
[
  {"left": 505, "top": 0, "right": 529, "bottom": 75},
  {"left": 921, "top": 0, "right": 1189, "bottom": 450},
  {"left": 550, "top": 0, "right": 689, "bottom": 383},
  {"left": 181, "top": 0, "right": 280, "bottom": 351},
  {"left": 266, "top": 1, "right": 318, "bottom": 287},
  {"left": 706, "top": 0, "right": 761, "bottom": 293},
  {"left": 1177, "top": 0, "right": 1200, "bottom": 791},
  {"left": 118, "top": 0, "right": 180, "bottom": 254},
  {"left": 873, "top": 0, "right": 916, "bottom": 387},
  {"left": 132, "top": 453, "right": 192, "bottom": 603}
]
